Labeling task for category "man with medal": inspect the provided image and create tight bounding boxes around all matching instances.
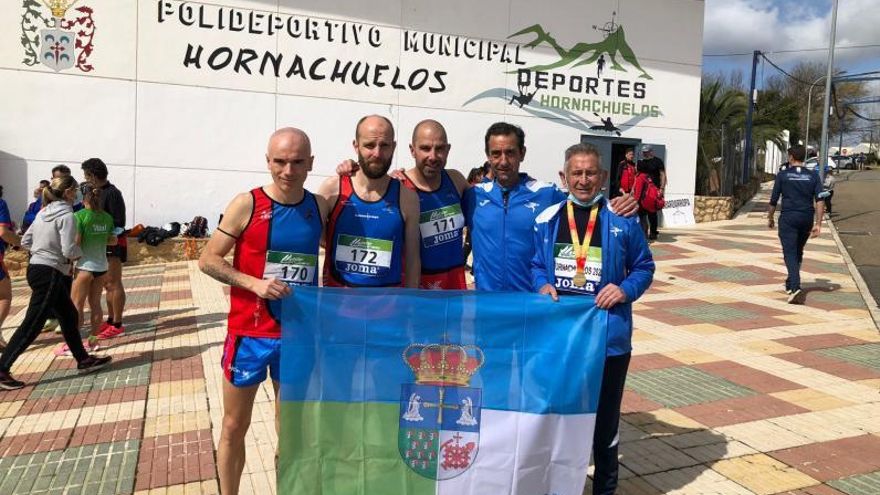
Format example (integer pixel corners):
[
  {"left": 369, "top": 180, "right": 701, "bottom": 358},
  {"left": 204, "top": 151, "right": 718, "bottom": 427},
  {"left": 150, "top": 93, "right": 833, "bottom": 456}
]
[
  {"left": 199, "top": 128, "right": 328, "bottom": 495},
  {"left": 531, "top": 143, "right": 654, "bottom": 495}
]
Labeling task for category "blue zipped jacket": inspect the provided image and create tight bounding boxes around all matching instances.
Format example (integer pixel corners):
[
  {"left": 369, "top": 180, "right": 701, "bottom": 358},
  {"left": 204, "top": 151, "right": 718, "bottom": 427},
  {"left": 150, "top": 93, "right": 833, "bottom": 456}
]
[
  {"left": 530, "top": 198, "right": 655, "bottom": 356},
  {"left": 463, "top": 174, "right": 566, "bottom": 291}
]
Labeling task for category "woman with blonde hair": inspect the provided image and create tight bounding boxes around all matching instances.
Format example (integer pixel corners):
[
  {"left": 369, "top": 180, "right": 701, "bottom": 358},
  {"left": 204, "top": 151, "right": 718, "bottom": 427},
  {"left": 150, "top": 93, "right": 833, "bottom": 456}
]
[
  {"left": 0, "top": 176, "right": 111, "bottom": 389},
  {"left": 55, "top": 183, "right": 116, "bottom": 355}
]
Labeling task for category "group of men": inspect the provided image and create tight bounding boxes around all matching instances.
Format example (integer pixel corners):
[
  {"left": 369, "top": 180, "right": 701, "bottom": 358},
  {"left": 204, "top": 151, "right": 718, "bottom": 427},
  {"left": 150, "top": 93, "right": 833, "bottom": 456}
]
[{"left": 199, "top": 116, "right": 655, "bottom": 495}]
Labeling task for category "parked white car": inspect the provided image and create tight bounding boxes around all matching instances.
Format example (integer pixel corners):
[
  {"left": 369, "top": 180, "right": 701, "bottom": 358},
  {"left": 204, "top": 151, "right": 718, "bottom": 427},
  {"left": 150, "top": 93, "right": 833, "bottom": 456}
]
[{"left": 804, "top": 156, "right": 838, "bottom": 171}]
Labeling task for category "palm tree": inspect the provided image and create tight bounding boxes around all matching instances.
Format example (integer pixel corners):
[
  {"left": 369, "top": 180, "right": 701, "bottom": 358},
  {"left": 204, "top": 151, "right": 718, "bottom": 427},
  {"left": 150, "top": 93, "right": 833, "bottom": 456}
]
[{"left": 697, "top": 81, "right": 788, "bottom": 195}]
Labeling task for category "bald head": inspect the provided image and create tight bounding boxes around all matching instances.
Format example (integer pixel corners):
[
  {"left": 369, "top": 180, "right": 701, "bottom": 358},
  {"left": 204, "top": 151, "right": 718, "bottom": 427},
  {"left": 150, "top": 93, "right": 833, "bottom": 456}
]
[
  {"left": 411, "top": 119, "right": 447, "bottom": 144},
  {"left": 355, "top": 115, "right": 395, "bottom": 141},
  {"left": 268, "top": 127, "right": 311, "bottom": 155}
]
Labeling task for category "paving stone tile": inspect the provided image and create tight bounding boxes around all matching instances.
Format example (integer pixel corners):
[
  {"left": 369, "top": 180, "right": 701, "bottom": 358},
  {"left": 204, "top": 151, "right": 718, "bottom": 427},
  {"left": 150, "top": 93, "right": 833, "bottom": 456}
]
[
  {"left": 716, "top": 420, "right": 816, "bottom": 452},
  {"left": 627, "top": 366, "right": 755, "bottom": 408},
  {"left": 828, "top": 471, "right": 880, "bottom": 495},
  {"left": 816, "top": 344, "right": 880, "bottom": 372},
  {"left": 675, "top": 394, "right": 810, "bottom": 428},
  {"left": 778, "top": 485, "right": 849, "bottom": 495},
  {"left": 643, "top": 465, "right": 755, "bottom": 494},
  {"left": 776, "top": 334, "right": 871, "bottom": 351},
  {"left": 695, "top": 360, "right": 802, "bottom": 393},
  {"left": 771, "top": 388, "right": 856, "bottom": 412},
  {"left": 629, "top": 353, "right": 683, "bottom": 372},
  {"left": 621, "top": 390, "right": 664, "bottom": 414},
  {"left": 778, "top": 351, "right": 880, "bottom": 381},
  {"left": 712, "top": 453, "right": 819, "bottom": 495},
  {"left": 0, "top": 440, "right": 138, "bottom": 495},
  {"left": 68, "top": 419, "right": 144, "bottom": 448},
  {"left": 0, "top": 428, "right": 73, "bottom": 457},
  {"left": 769, "top": 435, "right": 880, "bottom": 482},
  {"left": 619, "top": 437, "right": 701, "bottom": 475},
  {"left": 135, "top": 429, "right": 216, "bottom": 491},
  {"left": 740, "top": 339, "right": 804, "bottom": 355},
  {"left": 682, "top": 439, "right": 759, "bottom": 463}
]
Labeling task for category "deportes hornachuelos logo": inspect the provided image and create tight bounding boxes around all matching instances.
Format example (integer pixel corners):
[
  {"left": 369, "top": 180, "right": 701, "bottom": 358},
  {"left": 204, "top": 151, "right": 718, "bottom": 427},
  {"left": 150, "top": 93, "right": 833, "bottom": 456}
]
[
  {"left": 20, "top": 0, "right": 96, "bottom": 73},
  {"left": 399, "top": 343, "right": 484, "bottom": 480}
]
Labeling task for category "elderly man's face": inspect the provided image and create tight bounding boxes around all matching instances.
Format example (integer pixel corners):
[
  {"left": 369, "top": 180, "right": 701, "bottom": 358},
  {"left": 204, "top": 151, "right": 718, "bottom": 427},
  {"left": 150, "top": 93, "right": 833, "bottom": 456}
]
[{"left": 565, "top": 153, "right": 606, "bottom": 203}]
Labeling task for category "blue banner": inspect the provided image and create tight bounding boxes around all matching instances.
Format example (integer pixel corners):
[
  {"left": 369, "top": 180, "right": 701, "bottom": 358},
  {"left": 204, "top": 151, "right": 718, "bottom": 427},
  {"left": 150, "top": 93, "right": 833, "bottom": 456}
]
[{"left": 281, "top": 288, "right": 607, "bottom": 415}]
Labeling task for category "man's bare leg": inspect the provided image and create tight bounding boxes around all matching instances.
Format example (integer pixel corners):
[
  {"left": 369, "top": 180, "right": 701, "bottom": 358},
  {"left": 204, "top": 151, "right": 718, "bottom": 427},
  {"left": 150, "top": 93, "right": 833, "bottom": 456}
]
[
  {"left": 0, "top": 276, "right": 11, "bottom": 346},
  {"left": 218, "top": 379, "right": 260, "bottom": 495},
  {"left": 105, "top": 257, "right": 125, "bottom": 324}
]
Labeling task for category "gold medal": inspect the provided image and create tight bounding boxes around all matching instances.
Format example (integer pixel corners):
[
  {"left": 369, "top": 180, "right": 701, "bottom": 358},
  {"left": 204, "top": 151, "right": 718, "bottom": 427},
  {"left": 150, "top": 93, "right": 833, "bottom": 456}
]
[{"left": 566, "top": 201, "right": 599, "bottom": 290}]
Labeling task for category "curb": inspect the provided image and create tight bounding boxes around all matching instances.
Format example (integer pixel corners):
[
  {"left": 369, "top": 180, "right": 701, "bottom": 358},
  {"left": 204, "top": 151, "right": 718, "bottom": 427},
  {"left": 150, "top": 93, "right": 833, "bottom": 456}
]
[{"left": 826, "top": 216, "right": 880, "bottom": 331}]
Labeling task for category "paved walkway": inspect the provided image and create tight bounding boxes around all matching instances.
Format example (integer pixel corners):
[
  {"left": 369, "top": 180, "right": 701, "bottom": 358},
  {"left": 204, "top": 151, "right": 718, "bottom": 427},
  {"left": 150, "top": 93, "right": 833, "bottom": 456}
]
[{"left": 0, "top": 187, "right": 878, "bottom": 495}]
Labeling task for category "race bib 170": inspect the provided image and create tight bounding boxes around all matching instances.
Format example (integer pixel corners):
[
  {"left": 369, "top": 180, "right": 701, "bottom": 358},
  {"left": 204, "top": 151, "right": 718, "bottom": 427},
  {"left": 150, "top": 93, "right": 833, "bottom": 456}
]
[{"left": 264, "top": 250, "right": 318, "bottom": 285}]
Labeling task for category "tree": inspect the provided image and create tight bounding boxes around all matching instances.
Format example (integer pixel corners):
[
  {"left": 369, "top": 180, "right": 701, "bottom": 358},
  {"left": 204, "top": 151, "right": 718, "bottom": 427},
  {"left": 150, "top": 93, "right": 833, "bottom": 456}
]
[
  {"left": 780, "top": 61, "right": 867, "bottom": 147},
  {"left": 697, "top": 78, "right": 788, "bottom": 195}
]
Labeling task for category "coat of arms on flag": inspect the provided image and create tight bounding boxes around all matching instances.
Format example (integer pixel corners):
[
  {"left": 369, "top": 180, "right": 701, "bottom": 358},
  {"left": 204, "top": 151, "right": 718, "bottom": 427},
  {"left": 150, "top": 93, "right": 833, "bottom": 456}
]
[
  {"left": 279, "top": 288, "right": 607, "bottom": 495},
  {"left": 399, "top": 343, "right": 484, "bottom": 480},
  {"left": 20, "top": 0, "right": 96, "bottom": 73}
]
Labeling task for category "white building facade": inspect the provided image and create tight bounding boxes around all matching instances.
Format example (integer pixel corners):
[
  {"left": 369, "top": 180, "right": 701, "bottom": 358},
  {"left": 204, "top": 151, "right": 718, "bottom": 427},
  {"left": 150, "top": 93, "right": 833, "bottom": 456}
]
[{"left": 1, "top": 0, "right": 705, "bottom": 228}]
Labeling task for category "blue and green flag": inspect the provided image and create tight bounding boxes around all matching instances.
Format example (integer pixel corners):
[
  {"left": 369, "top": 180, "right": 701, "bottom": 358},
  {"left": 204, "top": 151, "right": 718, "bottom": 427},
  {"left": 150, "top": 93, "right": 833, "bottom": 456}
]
[{"left": 280, "top": 288, "right": 607, "bottom": 494}]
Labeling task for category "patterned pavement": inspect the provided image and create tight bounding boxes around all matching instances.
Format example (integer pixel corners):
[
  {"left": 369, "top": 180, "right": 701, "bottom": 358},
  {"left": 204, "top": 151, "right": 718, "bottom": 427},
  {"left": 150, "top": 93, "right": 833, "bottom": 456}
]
[{"left": 1, "top": 187, "right": 878, "bottom": 494}]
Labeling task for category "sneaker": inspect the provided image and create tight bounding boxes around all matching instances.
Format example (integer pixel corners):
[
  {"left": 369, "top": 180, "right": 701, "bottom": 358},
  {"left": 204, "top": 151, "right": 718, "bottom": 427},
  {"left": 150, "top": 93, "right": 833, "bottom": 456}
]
[
  {"left": 0, "top": 371, "right": 25, "bottom": 390},
  {"left": 54, "top": 343, "right": 72, "bottom": 357},
  {"left": 97, "top": 324, "right": 125, "bottom": 340},
  {"left": 43, "top": 319, "right": 59, "bottom": 333},
  {"left": 77, "top": 355, "right": 113, "bottom": 374},
  {"left": 86, "top": 336, "right": 101, "bottom": 353},
  {"left": 787, "top": 288, "right": 804, "bottom": 304}
]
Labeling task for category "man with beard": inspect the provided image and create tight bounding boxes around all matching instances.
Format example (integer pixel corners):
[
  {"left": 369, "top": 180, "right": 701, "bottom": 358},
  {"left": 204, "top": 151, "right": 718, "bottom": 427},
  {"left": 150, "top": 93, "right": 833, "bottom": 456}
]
[{"left": 318, "top": 115, "right": 421, "bottom": 288}]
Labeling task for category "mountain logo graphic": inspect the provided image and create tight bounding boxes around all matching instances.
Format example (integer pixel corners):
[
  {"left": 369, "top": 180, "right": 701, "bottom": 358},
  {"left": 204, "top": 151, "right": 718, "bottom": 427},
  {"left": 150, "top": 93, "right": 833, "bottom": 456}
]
[{"left": 508, "top": 22, "right": 652, "bottom": 80}]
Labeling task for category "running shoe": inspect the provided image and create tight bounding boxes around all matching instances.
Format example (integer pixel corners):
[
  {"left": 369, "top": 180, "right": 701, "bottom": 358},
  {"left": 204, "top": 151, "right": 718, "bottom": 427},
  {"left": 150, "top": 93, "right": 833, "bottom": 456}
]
[
  {"left": 43, "top": 318, "right": 59, "bottom": 333},
  {"left": 0, "top": 371, "right": 25, "bottom": 390},
  {"left": 55, "top": 338, "right": 101, "bottom": 356},
  {"left": 97, "top": 324, "right": 125, "bottom": 340},
  {"left": 77, "top": 355, "right": 113, "bottom": 374}
]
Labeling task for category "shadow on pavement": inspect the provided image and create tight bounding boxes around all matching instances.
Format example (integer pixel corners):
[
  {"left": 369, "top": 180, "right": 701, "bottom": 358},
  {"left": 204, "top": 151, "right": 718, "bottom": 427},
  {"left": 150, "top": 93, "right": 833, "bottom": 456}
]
[
  {"left": 802, "top": 278, "right": 842, "bottom": 301},
  {"left": 583, "top": 413, "right": 729, "bottom": 493}
]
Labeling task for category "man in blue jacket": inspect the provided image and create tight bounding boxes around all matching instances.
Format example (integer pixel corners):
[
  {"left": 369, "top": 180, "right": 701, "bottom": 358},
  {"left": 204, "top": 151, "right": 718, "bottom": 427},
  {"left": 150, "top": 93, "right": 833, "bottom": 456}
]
[
  {"left": 531, "top": 143, "right": 654, "bottom": 495},
  {"left": 767, "top": 145, "right": 824, "bottom": 304},
  {"left": 463, "top": 122, "right": 638, "bottom": 291}
]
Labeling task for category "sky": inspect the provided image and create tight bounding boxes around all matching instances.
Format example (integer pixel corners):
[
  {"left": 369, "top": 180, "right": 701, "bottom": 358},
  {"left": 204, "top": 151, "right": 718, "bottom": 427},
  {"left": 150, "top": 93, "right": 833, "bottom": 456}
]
[{"left": 702, "top": 0, "right": 880, "bottom": 133}]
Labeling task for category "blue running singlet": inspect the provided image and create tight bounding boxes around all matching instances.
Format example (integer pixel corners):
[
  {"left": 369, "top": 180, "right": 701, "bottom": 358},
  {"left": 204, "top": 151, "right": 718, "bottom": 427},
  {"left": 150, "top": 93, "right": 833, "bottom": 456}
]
[{"left": 323, "top": 175, "right": 406, "bottom": 287}]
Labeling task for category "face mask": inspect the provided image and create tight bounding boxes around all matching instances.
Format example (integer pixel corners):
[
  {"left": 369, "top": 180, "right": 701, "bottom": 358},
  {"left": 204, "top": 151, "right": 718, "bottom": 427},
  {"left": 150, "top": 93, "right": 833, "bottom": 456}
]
[{"left": 568, "top": 192, "right": 603, "bottom": 208}]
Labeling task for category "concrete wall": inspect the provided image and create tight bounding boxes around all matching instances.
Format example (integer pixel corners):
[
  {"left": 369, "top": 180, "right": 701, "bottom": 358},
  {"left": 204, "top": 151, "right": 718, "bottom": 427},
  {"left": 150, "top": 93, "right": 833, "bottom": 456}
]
[{"left": 1, "top": 0, "right": 704, "bottom": 227}]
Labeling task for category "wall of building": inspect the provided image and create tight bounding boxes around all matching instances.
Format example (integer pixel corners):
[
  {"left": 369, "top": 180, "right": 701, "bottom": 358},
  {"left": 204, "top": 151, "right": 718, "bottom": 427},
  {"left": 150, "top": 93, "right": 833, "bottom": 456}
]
[{"left": 1, "top": 0, "right": 704, "bottom": 227}]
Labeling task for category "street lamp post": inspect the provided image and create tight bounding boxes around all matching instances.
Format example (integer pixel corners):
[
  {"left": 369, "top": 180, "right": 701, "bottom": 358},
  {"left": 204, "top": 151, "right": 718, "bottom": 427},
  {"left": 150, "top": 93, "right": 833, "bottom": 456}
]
[
  {"left": 818, "top": 0, "right": 839, "bottom": 184},
  {"left": 804, "top": 70, "right": 846, "bottom": 157}
]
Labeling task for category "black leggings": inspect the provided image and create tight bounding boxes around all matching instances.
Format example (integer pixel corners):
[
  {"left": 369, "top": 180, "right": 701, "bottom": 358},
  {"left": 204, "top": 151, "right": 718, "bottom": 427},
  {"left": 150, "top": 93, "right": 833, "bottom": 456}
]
[{"left": 0, "top": 264, "right": 88, "bottom": 372}]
